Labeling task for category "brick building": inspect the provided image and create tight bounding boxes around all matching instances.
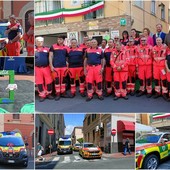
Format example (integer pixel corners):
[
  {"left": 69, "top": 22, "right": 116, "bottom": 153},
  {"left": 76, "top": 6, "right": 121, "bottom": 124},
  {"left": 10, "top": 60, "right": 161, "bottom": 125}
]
[
  {"left": 71, "top": 126, "right": 83, "bottom": 145},
  {"left": 4, "top": 114, "right": 34, "bottom": 151},
  {"left": 1, "top": 0, "right": 34, "bottom": 32}
]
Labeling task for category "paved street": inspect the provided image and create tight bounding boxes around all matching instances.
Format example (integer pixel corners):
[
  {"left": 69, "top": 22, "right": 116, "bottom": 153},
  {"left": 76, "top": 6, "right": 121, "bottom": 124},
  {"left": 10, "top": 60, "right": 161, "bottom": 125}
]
[
  {"left": 35, "top": 91, "right": 170, "bottom": 113},
  {"left": 158, "top": 158, "right": 170, "bottom": 169},
  {"left": 36, "top": 152, "right": 134, "bottom": 169},
  {"left": 0, "top": 157, "right": 34, "bottom": 169}
]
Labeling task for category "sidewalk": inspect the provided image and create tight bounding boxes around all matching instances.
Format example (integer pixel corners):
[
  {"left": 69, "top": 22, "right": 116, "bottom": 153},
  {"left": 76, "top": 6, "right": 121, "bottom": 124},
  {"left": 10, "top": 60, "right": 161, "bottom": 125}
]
[
  {"left": 35, "top": 151, "right": 58, "bottom": 165},
  {"left": 102, "top": 152, "right": 135, "bottom": 158}
]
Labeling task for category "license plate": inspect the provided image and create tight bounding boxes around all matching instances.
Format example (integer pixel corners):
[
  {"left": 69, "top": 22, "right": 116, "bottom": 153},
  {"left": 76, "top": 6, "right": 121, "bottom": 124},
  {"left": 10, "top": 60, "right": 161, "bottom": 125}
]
[
  {"left": 9, "top": 154, "right": 13, "bottom": 157},
  {"left": 8, "top": 160, "right": 15, "bottom": 163},
  {"left": 63, "top": 151, "right": 66, "bottom": 153},
  {"left": 91, "top": 153, "right": 98, "bottom": 156}
]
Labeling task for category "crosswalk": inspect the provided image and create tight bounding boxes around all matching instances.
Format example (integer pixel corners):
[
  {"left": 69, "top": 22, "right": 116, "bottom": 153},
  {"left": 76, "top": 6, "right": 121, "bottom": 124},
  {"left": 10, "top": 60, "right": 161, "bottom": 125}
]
[{"left": 51, "top": 155, "right": 108, "bottom": 164}]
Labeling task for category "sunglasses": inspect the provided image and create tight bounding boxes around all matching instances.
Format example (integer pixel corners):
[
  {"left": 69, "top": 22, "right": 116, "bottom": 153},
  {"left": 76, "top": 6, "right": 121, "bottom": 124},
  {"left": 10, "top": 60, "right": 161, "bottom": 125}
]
[{"left": 114, "top": 38, "right": 119, "bottom": 40}]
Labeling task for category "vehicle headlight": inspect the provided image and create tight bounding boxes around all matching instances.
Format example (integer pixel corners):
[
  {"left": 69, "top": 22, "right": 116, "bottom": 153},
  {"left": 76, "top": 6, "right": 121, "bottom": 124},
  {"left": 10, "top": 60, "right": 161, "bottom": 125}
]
[{"left": 136, "top": 150, "right": 141, "bottom": 155}]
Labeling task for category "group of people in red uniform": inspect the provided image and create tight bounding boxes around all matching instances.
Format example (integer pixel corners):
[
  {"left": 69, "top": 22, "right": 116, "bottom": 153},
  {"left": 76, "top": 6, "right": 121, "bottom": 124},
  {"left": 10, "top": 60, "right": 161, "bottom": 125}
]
[
  {"left": 35, "top": 24, "right": 170, "bottom": 102},
  {"left": 4, "top": 12, "right": 34, "bottom": 56}
]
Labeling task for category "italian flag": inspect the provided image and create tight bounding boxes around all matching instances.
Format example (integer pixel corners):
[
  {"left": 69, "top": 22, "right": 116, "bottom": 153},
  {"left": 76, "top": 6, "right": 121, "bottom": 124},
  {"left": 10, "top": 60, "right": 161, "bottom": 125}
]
[
  {"left": 35, "top": 1, "right": 104, "bottom": 21},
  {"left": 152, "top": 113, "right": 170, "bottom": 119}
]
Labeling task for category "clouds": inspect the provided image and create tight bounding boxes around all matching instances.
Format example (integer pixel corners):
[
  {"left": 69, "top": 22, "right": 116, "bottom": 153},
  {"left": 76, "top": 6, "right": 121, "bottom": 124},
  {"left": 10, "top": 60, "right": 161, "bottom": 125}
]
[{"left": 65, "top": 125, "right": 75, "bottom": 135}]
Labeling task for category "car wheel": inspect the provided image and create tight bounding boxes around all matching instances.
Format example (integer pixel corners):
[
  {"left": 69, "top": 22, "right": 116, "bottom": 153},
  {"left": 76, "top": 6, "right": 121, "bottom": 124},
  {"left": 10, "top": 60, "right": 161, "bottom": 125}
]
[
  {"left": 143, "top": 154, "right": 159, "bottom": 170},
  {"left": 22, "top": 161, "right": 28, "bottom": 167}
]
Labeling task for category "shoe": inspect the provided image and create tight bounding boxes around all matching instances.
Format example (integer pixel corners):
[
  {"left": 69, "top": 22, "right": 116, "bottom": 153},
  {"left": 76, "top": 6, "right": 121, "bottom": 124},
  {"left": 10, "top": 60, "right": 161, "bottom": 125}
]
[
  {"left": 61, "top": 92, "right": 69, "bottom": 98},
  {"left": 153, "top": 93, "right": 160, "bottom": 99},
  {"left": 70, "top": 93, "right": 75, "bottom": 98},
  {"left": 47, "top": 94, "right": 54, "bottom": 100},
  {"left": 146, "top": 93, "right": 152, "bottom": 98},
  {"left": 123, "top": 96, "right": 128, "bottom": 100},
  {"left": 55, "top": 94, "right": 60, "bottom": 101},
  {"left": 113, "top": 96, "right": 119, "bottom": 100},
  {"left": 39, "top": 97, "right": 45, "bottom": 102},
  {"left": 162, "top": 94, "right": 168, "bottom": 101},
  {"left": 130, "top": 91, "right": 135, "bottom": 96},
  {"left": 80, "top": 92, "right": 86, "bottom": 97},
  {"left": 86, "top": 97, "right": 93, "bottom": 102},
  {"left": 98, "top": 96, "right": 104, "bottom": 100},
  {"left": 136, "top": 91, "right": 144, "bottom": 97}
]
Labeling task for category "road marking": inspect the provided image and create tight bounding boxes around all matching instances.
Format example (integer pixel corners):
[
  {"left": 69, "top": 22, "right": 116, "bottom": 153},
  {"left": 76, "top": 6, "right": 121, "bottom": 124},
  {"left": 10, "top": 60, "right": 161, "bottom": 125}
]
[
  {"left": 74, "top": 156, "right": 81, "bottom": 160},
  {"left": 61, "top": 156, "right": 71, "bottom": 163},
  {"left": 102, "top": 158, "right": 107, "bottom": 161},
  {"left": 52, "top": 157, "right": 60, "bottom": 162}
]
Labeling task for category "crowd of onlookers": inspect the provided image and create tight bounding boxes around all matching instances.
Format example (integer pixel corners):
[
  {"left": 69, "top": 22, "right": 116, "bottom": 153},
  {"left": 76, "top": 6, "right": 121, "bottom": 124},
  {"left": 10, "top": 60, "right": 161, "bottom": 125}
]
[{"left": 35, "top": 24, "right": 170, "bottom": 102}]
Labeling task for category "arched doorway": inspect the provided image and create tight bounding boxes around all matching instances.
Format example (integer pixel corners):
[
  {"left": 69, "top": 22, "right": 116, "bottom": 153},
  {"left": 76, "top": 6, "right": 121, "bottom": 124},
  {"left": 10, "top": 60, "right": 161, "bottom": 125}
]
[{"left": 25, "top": 10, "right": 33, "bottom": 33}]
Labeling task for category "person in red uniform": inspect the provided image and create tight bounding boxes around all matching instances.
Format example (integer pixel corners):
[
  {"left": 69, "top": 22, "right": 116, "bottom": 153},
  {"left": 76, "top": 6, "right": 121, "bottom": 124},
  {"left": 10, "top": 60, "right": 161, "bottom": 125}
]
[
  {"left": 104, "top": 39, "right": 115, "bottom": 96},
  {"left": 23, "top": 11, "right": 34, "bottom": 56},
  {"left": 49, "top": 36, "right": 69, "bottom": 100},
  {"left": 79, "top": 36, "right": 89, "bottom": 51},
  {"left": 110, "top": 42, "right": 129, "bottom": 100},
  {"left": 84, "top": 39, "right": 105, "bottom": 101},
  {"left": 35, "top": 37, "right": 54, "bottom": 102},
  {"left": 152, "top": 37, "right": 167, "bottom": 100},
  {"left": 5, "top": 15, "right": 22, "bottom": 56},
  {"left": 67, "top": 38, "right": 85, "bottom": 97},
  {"left": 136, "top": 37, "right": 153, "bottom": 98},
  {"left": 125, "top": 37, "right": 138, "bottom": 95},
  {"left": 165, "top": 42, "right": 170, "bottom": 101}
]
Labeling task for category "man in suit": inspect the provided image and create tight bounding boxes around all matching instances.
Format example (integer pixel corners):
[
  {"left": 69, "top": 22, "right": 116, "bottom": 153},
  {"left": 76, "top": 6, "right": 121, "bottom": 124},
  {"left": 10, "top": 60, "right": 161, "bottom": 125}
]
[{"left": 153, "top": 24, "right": 166, "bottom": 46}]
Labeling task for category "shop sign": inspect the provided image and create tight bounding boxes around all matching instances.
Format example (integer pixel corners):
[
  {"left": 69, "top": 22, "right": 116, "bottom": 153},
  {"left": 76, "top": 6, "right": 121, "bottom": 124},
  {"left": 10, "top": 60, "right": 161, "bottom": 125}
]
[
  {"left": 89, "top": 21, "right": 99, "bottom": 30},
  {"left": 111, "top": 30, "right": 119, "bottom": 38}
]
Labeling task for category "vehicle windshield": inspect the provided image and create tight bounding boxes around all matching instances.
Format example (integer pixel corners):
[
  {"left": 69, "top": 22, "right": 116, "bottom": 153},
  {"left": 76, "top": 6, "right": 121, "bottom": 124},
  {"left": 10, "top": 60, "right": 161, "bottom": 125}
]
[
  {"left": 136, "top": 134, "right": 161, "bottom": 143},
  {"left": 0, "top": 26, "right": 7, "bottom": 38},
  {"left": 0, "top": 137, "right": 24, "bottom": 147},
  {"left": 75, "top": 144, "right": 80, "bottom": 146},
  {"left": 59, "top": 141, "right": 71, "bottom": 145},
  {"left": 84, "top": 143, "right": 96, "bottom": 148}
]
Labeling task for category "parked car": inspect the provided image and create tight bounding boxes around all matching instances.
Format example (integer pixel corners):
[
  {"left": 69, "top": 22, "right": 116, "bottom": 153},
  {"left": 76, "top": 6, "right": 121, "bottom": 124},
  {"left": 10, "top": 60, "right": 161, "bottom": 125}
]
[
  {"left": 79, "top": 142, "right": 102, "bottom": 159},
  {"left": 0, "top": 131, "right": 28, "bottom": 167},
  {"left": 136, "top": 132, "right": 170, "bottom": 170},
  {"left": 73, "top": 143, "right": 81, "bottom": 151}
]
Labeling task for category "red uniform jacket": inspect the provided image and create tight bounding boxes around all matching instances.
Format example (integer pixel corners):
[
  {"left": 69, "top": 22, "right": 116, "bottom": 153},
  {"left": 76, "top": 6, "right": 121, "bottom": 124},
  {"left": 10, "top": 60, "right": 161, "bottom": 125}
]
[
  {"left": 110, "top": 49, "right": 129, "bottom": 72},
  {"left": 152, "top": 44, "right": 167, "bottom": 67},
  {"left": 137, "top": 44, "right": 152, "bottom": 66}
]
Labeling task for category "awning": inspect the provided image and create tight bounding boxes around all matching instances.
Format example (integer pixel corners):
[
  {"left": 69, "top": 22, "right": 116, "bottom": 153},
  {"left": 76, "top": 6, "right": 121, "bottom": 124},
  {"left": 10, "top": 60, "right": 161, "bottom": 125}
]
[{"left": 117, "top": 120, "right": 135, "bottom": 132}]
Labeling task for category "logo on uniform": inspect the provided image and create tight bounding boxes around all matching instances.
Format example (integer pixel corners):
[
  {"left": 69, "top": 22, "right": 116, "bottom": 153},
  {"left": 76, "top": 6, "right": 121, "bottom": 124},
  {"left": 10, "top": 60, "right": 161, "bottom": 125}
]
[
  {"left": 153, "top": 51, "right": 157, "bottom": 54},
  {"left": 43, "top": 50, "right": 48, "bottom": 52},
  {"left": 140, "top": 50, "right": 143, "bottom": 52},
  {"left": 114, "top": 53, "right": 117, "bottom": 57},
  {"left": 96, "top": 52, "right": 100, "bottom": 54}
]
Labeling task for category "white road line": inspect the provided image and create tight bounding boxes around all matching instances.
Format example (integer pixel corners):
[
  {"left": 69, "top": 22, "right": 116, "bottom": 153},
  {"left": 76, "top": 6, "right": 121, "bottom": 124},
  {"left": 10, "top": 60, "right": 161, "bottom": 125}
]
[
  {"left": 74, "top": 155, "right": 81, "bottom": 160},
  {"left": 61, "top": 156, "right": 71, "bottom": 163},
  {"left": 52, "top": 157, "right": 60, "bottom": 162},
  {"left": 102, "top": 158, "right": 107, "bottom": 161}
]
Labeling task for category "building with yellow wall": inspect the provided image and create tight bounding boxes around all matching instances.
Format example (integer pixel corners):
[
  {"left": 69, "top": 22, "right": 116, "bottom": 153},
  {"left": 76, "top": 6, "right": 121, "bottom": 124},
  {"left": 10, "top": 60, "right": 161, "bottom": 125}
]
[{"left": 35, "top": 0, "right": 170, "bottom": 46}]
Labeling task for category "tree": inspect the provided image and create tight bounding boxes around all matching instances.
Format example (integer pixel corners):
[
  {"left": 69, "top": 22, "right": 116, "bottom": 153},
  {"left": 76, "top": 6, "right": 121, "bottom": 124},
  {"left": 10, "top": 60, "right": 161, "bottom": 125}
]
[{"left": 77, "top": 138, "right": 84, "bottom": 143}]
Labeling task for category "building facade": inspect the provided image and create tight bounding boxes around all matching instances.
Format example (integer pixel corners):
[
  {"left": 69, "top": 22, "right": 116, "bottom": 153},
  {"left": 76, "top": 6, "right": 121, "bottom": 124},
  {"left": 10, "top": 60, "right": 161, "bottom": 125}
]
[
  {"left": 71, "top": 126, "right": 83, "bottom": 145},
  {"left": 83, "top": 113, "right": 135, "bottom": 153},
  {"left": 35, "top": 114, "right": 65, "bottom": 154},
  {"left": 35, "top": 0, "right": 170, "bottom": 46},
  {"left": 150, "top": 113, "right": 170, "bottom": 131},
  {"left": 4, "top": 114, "right": 34, "bottom": 156},
  {"left": 136, "top": 114, "right": 150, "bottom": 125}
]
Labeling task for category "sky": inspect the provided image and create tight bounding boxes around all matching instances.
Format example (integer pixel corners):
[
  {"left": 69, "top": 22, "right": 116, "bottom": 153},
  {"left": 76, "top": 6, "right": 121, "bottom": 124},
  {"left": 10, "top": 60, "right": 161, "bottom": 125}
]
[{"left": 64, "top": 113, "right": 85, "bottom": 135}]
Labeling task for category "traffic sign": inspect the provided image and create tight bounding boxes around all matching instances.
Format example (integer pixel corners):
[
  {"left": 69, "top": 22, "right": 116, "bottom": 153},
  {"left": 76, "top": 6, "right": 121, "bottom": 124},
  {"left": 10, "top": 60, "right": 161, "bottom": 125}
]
[
  {"left": 111, "top": 129, "right": 116, "bottom": 136},
  {"left": 48, "top": 129, "right": 54, "bottom": 135}
]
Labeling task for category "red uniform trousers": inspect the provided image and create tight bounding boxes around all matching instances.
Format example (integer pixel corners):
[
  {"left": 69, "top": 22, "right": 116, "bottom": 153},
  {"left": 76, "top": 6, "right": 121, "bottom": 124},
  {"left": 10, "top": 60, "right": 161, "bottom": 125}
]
[
  {"left": 35, "top": 66, "right": 53, "bottom": 98},
  {"left": 68, "top": 67, "right": 85, "bottom": 95},
  {"left": 138, "top": 65, "right": 152, "bottom": 94},
  {"left": 53, "top": 67, "right": 67, "bottom": 94},
  {"left": 114, "top": 71, "right": 128, "bottom": 97},
  {"left": 127, "top": 65, "right": 136, "bottom": 92},
  {"left": 86, "top": 65, "right": 103, "bottom": 98},
  {"left": 6, "top": 41, "right": 20, "bottom": 56},
  {"left": 153, "top": 65, "right": 167, "bottom": 94},
  {"left": 105, "top": 66, "right": 113, "bottom": 94}
]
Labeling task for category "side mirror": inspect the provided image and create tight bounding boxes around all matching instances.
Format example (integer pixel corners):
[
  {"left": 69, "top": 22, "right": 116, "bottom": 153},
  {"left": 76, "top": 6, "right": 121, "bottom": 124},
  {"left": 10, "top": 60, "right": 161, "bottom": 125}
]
[{"left": 161, "top": 138, "right": 168, "bottom": 144}]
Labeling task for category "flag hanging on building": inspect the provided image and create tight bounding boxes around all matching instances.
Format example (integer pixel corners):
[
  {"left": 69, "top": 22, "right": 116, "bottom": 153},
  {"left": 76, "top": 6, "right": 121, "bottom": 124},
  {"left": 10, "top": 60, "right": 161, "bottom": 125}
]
[
  {"left": 35, "top": 1, "right": 104, "bottom": 21},
  {"left": 152, "top": 113, "right": 170, "bottom": 119}
]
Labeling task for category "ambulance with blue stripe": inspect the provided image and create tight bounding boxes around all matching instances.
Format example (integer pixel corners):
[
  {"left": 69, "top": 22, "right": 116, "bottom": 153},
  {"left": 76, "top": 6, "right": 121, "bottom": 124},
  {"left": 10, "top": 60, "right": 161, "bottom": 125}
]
[
  {"left": 136, "top": 132, "right": 170, "bottom": 170},
  {"left": 0, "top": 131, "right": 28, "bottom": 167}
]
